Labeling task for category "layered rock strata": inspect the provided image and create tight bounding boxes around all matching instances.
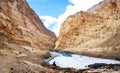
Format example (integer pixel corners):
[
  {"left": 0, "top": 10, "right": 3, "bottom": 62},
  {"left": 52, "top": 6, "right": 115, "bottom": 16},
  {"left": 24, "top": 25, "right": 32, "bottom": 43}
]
[
  {"left": 0, "top": 0, "right": 56, "bottom": 72},
  {"left": 56, "top": 0, "right": 120, "bottom": 60}
]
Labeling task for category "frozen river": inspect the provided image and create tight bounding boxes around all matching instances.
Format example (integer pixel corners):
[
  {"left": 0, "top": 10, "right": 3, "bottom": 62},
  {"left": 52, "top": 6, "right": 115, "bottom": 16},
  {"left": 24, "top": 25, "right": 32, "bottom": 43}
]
[{"left": 46, "top": 52, "right": 120, "bottom": 69}]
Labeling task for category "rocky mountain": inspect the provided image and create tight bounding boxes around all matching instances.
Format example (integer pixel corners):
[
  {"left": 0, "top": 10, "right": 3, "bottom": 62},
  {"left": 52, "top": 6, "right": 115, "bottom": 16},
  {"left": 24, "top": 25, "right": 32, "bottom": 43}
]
[
  {"left": 0, "top": 0, "right": 57, "bottom": 72},
  {"left": 0, "top": 0, "right": 120, "bottom": 72},
  {"left": 0, "top": 0, "right": 56, "bottom": 50},
  {"left": 55, "top": 0, "right": 120, "bottom": 60}
]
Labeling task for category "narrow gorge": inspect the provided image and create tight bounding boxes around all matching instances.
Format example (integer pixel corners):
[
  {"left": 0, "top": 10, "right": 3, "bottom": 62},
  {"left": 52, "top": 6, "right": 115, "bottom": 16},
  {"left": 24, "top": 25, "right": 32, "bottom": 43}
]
[{"left": 0, "top": 0, "right": 120, "bottom": 73}]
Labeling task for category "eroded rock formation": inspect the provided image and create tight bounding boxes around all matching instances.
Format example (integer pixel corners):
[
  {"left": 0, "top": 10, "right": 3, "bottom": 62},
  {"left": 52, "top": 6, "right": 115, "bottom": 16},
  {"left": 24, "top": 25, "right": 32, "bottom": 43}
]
[
  {"left": 56, "top": 0, "right": 120, "bottom": 60},
  {"left": 0, "top": 0, "right": 56, "bottom": 50},
  {"left": 0, "top": 0, "right": 56, "bottom": 72}
]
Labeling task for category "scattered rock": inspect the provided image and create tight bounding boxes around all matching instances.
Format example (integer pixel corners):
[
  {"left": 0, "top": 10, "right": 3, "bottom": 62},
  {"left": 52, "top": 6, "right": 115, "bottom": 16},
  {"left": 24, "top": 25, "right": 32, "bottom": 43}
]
[{"left": 88, "top": 63, "right": 120, "bottom": 70}]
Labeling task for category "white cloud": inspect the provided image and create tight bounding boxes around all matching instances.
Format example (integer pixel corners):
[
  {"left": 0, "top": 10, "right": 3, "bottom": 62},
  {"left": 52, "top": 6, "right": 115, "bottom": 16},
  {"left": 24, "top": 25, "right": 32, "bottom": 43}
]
[
  {"left": 40, "top": 16, "right": 57, "bottom": 28},
  {"left": 41, "top": 0, "right": 103, "bottom": 36}
]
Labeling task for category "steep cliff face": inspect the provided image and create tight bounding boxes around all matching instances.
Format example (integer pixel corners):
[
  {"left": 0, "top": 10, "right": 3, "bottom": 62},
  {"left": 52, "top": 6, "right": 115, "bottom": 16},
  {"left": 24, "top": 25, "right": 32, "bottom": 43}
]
[
  {"left": 0, "top": 0, "right": 56, "bottom": 49},
  {"left": 56, "top": 0, "right": 120, "bottom": 60},
  {"left": 0, "top": 0, "right": 56, "bottom": 72}
]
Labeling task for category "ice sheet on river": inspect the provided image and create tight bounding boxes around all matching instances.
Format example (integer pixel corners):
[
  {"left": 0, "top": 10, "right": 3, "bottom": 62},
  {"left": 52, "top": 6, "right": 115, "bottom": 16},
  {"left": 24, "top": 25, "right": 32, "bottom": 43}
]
[{"left": 46, "top": 52, "right": 120, "bottom": 69}]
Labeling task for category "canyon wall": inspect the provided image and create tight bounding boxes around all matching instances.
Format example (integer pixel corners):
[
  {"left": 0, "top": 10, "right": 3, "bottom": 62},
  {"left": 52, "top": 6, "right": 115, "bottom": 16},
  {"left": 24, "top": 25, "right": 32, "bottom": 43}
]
[
  {"left": 0, "top": 0, "right": 56, "bottom": 72},
  {"left": 0, "top": 0, "right": 56, "bottom": 50},
  {"left": 56, "top": 0, "right": 120, "bottom": 60}
]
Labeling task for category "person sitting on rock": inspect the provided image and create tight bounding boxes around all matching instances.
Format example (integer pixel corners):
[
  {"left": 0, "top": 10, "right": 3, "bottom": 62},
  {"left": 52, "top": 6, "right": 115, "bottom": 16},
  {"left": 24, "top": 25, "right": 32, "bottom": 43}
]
[{"left": 53, "top": 61, "right": 56, "bottom": 66}]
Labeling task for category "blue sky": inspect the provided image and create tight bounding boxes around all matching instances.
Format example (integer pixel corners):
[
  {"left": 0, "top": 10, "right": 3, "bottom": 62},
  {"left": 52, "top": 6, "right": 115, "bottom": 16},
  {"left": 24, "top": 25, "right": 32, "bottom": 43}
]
[
  {"left": 27, "top": 0, "right": 103, "bottom": 36},
  {"left": 27, "top": 0, "right": 69, "bottom": 18}
]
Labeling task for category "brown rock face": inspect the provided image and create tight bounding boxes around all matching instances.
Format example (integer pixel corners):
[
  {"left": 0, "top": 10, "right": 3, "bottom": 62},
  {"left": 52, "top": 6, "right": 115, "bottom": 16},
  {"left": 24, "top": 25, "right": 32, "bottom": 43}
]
[
  {"left": 56, "top": 0, "right": 120, "bottom": 60},
  {"left": 0, "top": 0, "right": 56, "bottom": 50},
  {"left": 0, "top": 0, "right": 56, "bottom": 72}
]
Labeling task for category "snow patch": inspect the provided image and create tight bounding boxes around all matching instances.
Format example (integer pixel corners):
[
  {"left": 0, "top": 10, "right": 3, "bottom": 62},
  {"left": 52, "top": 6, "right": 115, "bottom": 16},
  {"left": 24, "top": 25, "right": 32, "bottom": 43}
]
[{"left": 47, "top": 52, "right": 120, "bottom": 69}]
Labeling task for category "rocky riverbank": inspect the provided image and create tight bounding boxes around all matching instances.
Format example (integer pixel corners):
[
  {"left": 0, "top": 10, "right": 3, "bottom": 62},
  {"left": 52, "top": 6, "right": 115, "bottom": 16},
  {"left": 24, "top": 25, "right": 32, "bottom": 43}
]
[{"left": 43, "top": 51, "right": 120, "bottom": 73}]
